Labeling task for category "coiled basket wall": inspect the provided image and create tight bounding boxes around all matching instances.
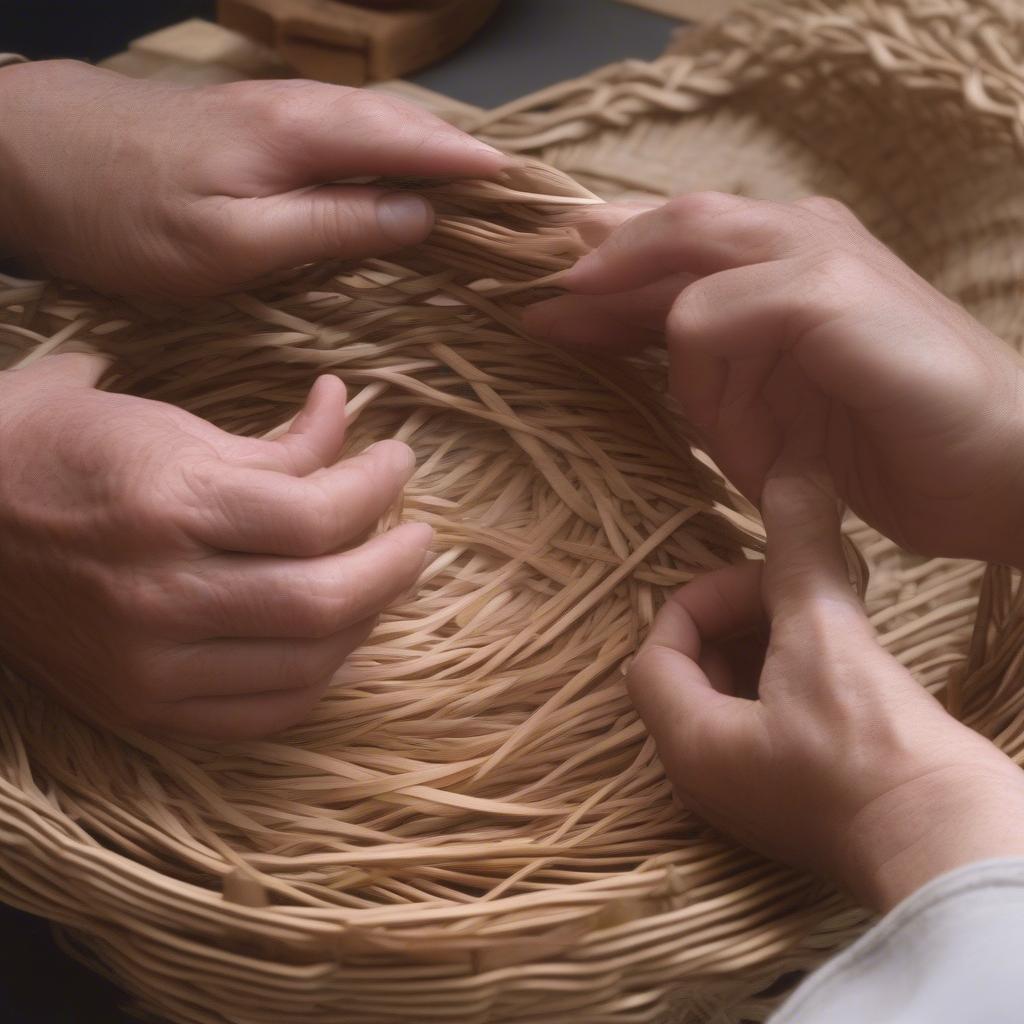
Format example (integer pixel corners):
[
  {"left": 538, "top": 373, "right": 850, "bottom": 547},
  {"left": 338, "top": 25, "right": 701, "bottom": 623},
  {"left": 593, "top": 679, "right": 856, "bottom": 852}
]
[{"left": 2, "top": 2, "right": 1024, "bottom": 1022}]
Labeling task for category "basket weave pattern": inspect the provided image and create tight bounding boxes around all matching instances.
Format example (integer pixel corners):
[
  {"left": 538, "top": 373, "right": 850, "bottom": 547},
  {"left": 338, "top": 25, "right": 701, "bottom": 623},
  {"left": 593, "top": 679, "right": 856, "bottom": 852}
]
[{"left": 2, "top": 2, "right": 1024, "bottom": 1023}]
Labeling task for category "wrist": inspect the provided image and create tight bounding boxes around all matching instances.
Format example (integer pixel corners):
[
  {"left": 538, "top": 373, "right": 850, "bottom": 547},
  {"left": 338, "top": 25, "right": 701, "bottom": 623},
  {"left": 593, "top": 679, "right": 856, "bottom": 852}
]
[{"left": 840, "top": 764, "right": 1024, "bottom": 913}]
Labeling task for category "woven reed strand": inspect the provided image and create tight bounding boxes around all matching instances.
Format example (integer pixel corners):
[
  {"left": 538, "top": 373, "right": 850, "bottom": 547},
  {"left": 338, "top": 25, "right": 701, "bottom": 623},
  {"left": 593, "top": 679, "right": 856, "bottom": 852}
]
[{"left": 2, "top": 2, "right": 1024, "bottom": 1023}]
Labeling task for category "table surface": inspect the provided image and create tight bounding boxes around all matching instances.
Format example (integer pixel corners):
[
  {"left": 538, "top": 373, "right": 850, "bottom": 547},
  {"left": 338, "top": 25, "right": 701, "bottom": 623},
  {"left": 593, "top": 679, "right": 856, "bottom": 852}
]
[{"left": 0, "top": 2, "right": 678, "bottom": 1021}]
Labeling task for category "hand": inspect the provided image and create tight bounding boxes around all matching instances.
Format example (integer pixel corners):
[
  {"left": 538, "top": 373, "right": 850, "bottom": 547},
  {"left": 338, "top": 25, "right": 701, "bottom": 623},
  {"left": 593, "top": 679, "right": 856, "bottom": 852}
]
[
  {"left": 526, "top": 193, "right": 1024, "bottom": 567},
  {"left": 0, "top": 60, "right": 505, "bottom": 298},
  {"left": 0, "top": 354, "right": 431, "bottom": 740},
  {"left": 628, "top": 462, "right": 1024, "bottom": 911}
]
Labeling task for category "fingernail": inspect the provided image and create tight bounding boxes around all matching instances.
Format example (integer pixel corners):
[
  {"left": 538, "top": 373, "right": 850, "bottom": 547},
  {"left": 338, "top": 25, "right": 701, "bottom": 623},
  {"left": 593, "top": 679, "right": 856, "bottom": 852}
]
[
  {"left": 469, "top": 139, "right": 508, "bottom": 161},
  {"left": 376, "top": 193, "right": 434, "bottom": 245},
  {"left": 366, "top": 439, "right": 416, "bottom": 475},
  {"left": 405, "top": 521, "right": 435, "bottom": 550}
]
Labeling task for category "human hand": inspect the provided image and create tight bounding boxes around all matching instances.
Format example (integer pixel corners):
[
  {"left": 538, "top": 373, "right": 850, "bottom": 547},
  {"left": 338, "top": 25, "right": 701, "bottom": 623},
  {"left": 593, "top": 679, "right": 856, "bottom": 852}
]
[
  {"left": 0, "top": 354, "right": 430, "bottom": 740},
  {"left": 0, "top": 60, "right": 505, "bottom": 298},
  {"left": 526, "top": 193, "right": 1024, "bottom": 567},
  {"left": 628, "top": 462, "right": 1024, "bottom": 911}
]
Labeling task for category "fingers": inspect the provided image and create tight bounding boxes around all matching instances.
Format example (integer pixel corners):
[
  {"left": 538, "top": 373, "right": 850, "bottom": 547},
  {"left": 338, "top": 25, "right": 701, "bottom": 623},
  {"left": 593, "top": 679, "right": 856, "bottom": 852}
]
[
  {"left": 265, "top": 375, "right": 349, "bottom": 475},
  {"left": 224, "top": 81, "right": 507, "bottom": 189},
  {"left": 163, "top": 522, "right": 431, "bottom": 639},
  {"left": 663, "top": 261, "right": 817, "bottom": 438},
  {"left": 214, "top": 184, "right": 436, "bottom": 270},
  {"left": 627, "top": 644, "right": 738, "bottom": 759},
  {"left": 759, "top": 465, "right": 867, "bottom": 625},
  {"left": 524, "top": 274, "right": 691, "bottom": 350},
  {"left": 150, "top": 616, "right": 376, "bottom": 701},
  {"left": 561, "top": 192, "right": 803, "bottom": 294},
  {"left": 572, "top": 200, "right": 661, "bottom": 249},
  {"left": 628, "top": 563, "right": 764, "bottom": 776},
  {"left": 281, "top": 85, "right": 507, "bottom": 181},
  {"left": 652, "top": 561, "right": 766, "bottom": 648},
  {"left": 186, "top": 440, "right": 418, "bottom": 557},
  {"left": 151, "top": 681, "right": 330, "bottom": 741},
  {"left": 13, "top": 351, "right": 111, "bottom": 388},
  {"left": 666, "top": 261, "right": 803, "bottom": 360}
]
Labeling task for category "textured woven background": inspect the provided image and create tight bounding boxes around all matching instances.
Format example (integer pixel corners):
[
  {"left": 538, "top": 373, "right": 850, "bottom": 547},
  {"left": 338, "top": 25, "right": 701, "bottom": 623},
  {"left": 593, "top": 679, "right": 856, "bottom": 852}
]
[{"left": 1, "top": 2, "right": 1023, "bottom": 1022}]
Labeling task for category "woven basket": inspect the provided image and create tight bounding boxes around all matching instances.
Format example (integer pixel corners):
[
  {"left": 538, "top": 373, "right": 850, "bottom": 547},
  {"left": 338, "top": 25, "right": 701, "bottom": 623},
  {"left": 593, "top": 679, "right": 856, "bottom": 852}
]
[{"left": 3, "top": 2, "right": 1024, "bottom": 1022}]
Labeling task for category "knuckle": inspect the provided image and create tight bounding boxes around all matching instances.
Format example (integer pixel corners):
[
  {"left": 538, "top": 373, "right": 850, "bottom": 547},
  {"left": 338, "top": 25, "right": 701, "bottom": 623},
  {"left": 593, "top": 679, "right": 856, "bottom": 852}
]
[
  {"left": 775, "top": 598, "right": 867, "bottom": 662},
  {"left": 300, "top": 589, "right": 357, "bottom": 639},
  {"left": 288, "top": 489, "right": 337, "bottom": 556},
  {"left": 666, "top": 280, "right": 714, "bottom": 342},
  {"left": 173, "top": 458, "right": 225, "bottom": 514},
  {"left": 662, "top": 191, "right": 741, "bottom": 226},
  {"left": 760, "top": 474, "right": 824, "bottom": 526},
  {"left": 174, "top": 494, "right": 233, "bottom": 551},
  {"left": 800, "top": 249, "right": 874, "bottom": 311},
  {"left": 157, "top": 195, "right": 210, "bottom": 252},
  {"left": 794, "top": 195, "right": 858, "bottom": 225},
  {"left": 331, "top": 87, "right": 408, "bottom": 133},
  {"left": 151, "top": 200, "right": 239, "bottom": 295},
  {"left": 129, "top": 476, "right": 188, "bottom": 534},
  {"left": 229, "top": 79, "right": 315, "bottom": 127},
  {"left": 209, "top": 79, "right": 354, "bottom": 158},
  {"left": 107, "top": 565, "right": 200, "bottom": 637},
  {"left": 665, "top": 193, "right": 804, "bottom": 260},
  {"left": 303, "top": 198, "right": 360, "bottom": 254},
  {"left": 282, "top": 564, "right": 371, "bottom": 638},
  {"left": 204, "top": 78, "right": 262, "bottom": 108}
]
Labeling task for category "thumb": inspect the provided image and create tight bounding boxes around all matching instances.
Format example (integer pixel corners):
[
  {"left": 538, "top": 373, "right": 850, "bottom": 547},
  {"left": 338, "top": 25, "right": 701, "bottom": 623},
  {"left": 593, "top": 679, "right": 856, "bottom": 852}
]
[
  {"left": 760, "top": 461, "right": 866, "bottom": 624},
  {"left": 11, "top": 350, "right": 111, "bottom": 388},
  {"left": 218, "top": 185, "right": 434, "bottom": 271}
]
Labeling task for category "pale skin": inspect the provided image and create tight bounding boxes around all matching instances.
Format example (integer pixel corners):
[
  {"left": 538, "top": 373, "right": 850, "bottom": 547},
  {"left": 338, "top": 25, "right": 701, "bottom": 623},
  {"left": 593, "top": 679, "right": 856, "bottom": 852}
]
[
  {"left": 0, "top": 60, "right": 505, "bottom": 738},
  {"left": 526, "top": 194, "right": 1024, "bottom": 910},
  {"left": 2, "top": 60, "right": 1023, "bottom": 914}
]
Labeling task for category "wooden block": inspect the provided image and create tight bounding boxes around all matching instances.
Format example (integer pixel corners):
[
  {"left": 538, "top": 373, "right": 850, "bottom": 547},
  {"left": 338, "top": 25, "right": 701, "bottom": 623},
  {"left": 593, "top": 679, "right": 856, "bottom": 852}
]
[
  {"left": 217, "top": 0, "right": 499, "bottom": 85},
  {"left": 129, "top": 18, "right": 289, "bottom": 77},
  {"left": 100, "top": 49, "right": 251, "bottom": 84},
  {"left": 278, "top": 36, "right": 367, "bottom": 83}
]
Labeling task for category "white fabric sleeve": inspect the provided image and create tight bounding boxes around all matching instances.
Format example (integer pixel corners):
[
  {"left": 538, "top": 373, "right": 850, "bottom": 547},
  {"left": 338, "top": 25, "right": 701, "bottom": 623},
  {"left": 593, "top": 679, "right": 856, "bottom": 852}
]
[{"left": 769, "top": 857, "right": 1024, "bottom": 1023}]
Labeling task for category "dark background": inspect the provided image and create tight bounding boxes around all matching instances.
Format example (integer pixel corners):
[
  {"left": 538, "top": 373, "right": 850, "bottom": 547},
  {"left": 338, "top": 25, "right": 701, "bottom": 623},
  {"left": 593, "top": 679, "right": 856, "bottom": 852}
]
[
  {"left": 3, "top": 0, "right": 677, "bottom": 105},
  {"left": 0, "top": 2, "right": 677, "bottom": 1021}
]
